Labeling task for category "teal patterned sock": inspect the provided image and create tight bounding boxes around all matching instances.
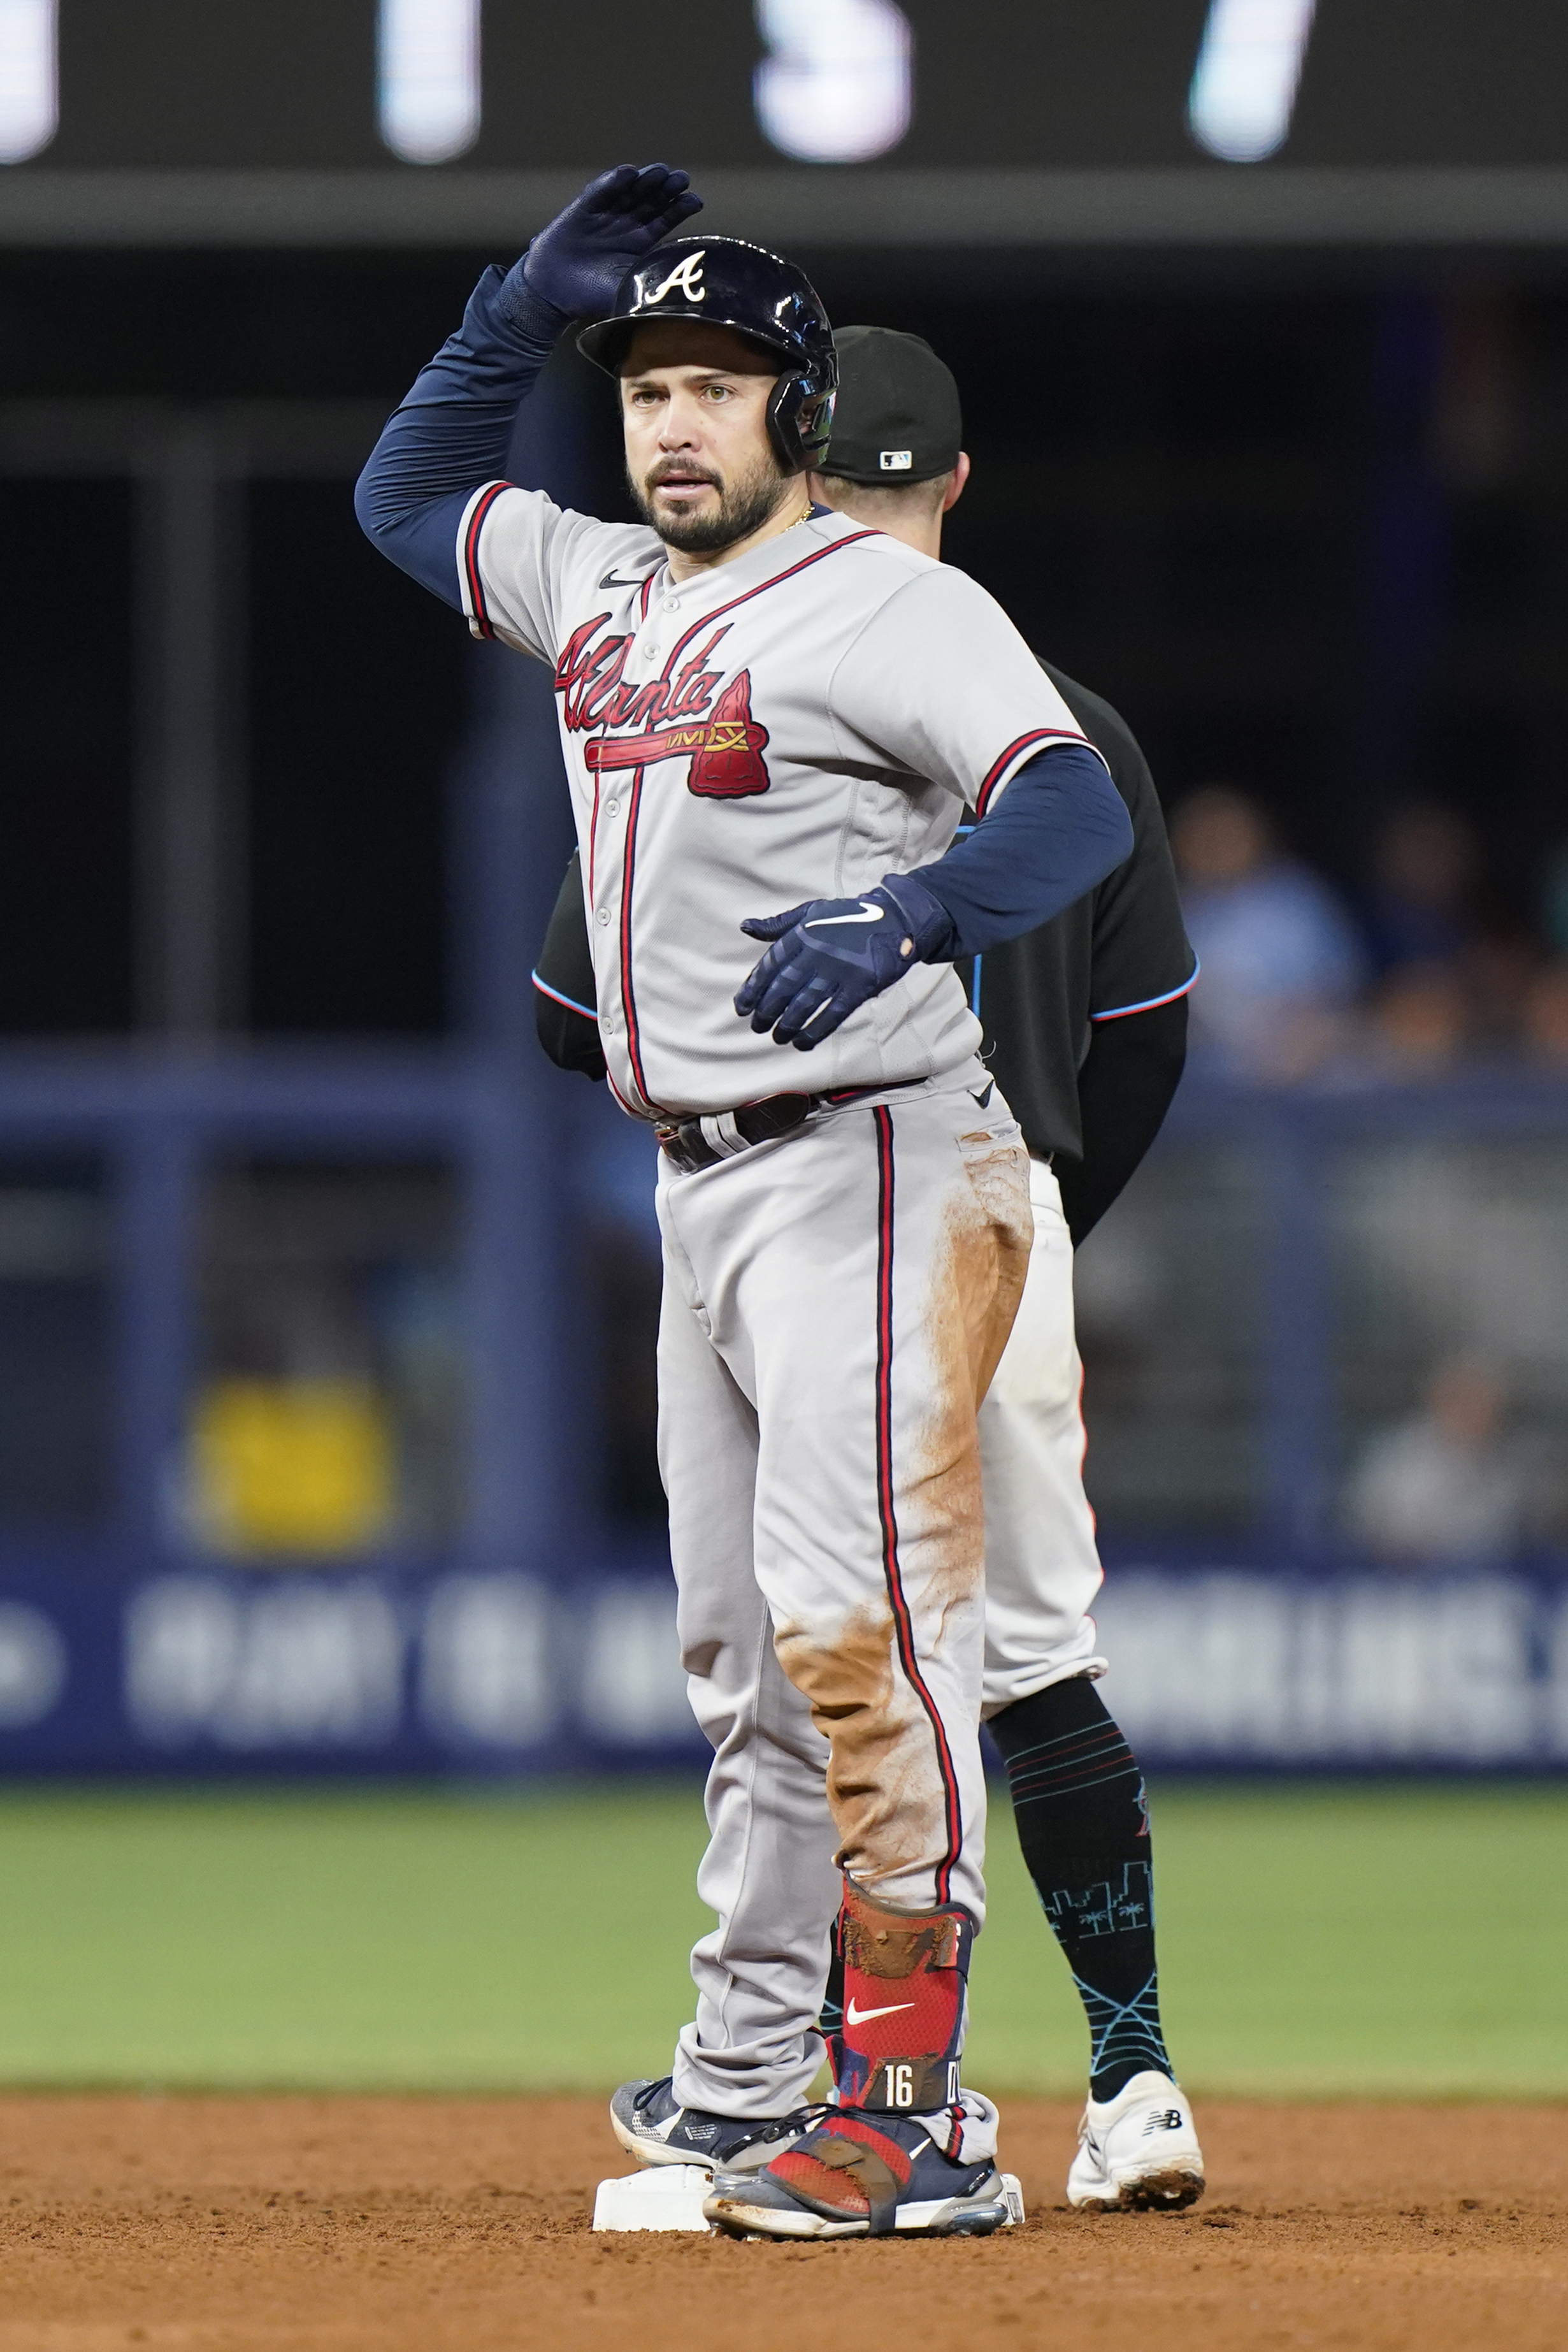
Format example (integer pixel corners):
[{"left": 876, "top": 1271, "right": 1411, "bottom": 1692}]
[{"left": 989, "top": 1678, "right": 1174, "bottom": 2100}]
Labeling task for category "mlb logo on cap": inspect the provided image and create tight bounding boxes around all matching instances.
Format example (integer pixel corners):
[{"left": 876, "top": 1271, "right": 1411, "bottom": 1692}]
[{"left": 879, "top": 450, "right": 913, "bottom": 471}]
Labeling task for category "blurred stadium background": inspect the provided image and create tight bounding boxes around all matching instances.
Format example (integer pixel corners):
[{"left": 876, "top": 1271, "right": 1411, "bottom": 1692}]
[{"left": 1, "top": 1, "right": 1567, "bottom": 2093}]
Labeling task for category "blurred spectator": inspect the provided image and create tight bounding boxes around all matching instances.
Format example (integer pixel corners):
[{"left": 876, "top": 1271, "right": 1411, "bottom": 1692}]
[
  {"left": 1364, "top": 804, "right": 1476, "bottom": 974},
  {"left": 1172, "top": 786, "right": 1366, "bottom": 1079},
  {"left": 1361, "top": 962, "right": 1471, "bottom": 1076},
  {"left": 1521, "top": 960, "right": 1568, "bottom": 1067},
  {"left": 1346, "top": 1359, "right": 1532, "bottom": 1564},
  {"left": 1462, "top": 930, "right": 1538, "bottom": 1054}
]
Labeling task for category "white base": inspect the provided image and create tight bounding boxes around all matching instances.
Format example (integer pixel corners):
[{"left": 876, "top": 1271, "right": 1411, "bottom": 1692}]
[
  {"left": 591, "top": 2164, "right": 1025, "bottom": 2236},
  {"left": 593, "top": 2165, "right": 716, "bottom": 2232}
]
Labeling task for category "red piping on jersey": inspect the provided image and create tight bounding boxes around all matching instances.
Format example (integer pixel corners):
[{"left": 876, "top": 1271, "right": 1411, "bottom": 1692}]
[
  {"left": 587, "top": 774, "right": 601, "bottom": 908},
  {"left": 648, "top": 530, "right": 879, "bottom": 692},
  {"left": 1089, "top": 957, "right": 1200, "bottom": 1021},
  {"left": 612, "top": 529, "right": 880, "bottom": 1127},
  {"left": 617, "top": 763, "right": 652, "bottom": 1106},
  {"left": 872, "top": 1106, "right": 963, "bottom": 1908},
  {"left": 972, "top": 727, "right": 1091, "bottom": 820},
  {"left": 463, "top": 482, "right": 512, "bottom": 639},
  {"left": 640, "top": 572, "right": 658, "bottom": 621}
]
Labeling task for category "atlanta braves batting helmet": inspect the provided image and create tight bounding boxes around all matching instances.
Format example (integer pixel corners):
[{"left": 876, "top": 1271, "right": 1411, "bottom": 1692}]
[{"left": 577, "top": 236, "right": 838, "bottom": 475}]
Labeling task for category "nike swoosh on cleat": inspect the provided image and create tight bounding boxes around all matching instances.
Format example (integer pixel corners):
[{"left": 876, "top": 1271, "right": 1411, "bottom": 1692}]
[
  {"left": 803, "top": 902, "right": 884, "bottom": 929},
  {"left": 844, "top": 1996, "right": 917, "bottom": 2026}
]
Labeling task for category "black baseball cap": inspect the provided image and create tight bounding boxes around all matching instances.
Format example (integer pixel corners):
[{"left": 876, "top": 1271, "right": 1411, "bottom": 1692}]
[{"left": 820, "top": 325, "right": 963, "bottom": 485}]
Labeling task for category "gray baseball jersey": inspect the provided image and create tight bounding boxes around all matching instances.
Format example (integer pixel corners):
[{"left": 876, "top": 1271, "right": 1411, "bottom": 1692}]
[{"left": 459, "top": 489, "right": 1094, "bottom": 1119}]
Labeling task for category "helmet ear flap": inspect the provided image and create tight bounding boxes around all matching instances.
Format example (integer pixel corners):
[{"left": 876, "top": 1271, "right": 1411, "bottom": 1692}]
[{"left": 767, "top": 373, "right": 837, "bottom": 475}]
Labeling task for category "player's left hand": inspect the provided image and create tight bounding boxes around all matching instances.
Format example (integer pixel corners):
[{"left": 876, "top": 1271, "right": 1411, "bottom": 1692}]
[
  {"left": 735, "top": 875, "right": 955, "bottom": 1050},
  {"left": 519, "top": 164, "right": 703, "bottom": 320}
]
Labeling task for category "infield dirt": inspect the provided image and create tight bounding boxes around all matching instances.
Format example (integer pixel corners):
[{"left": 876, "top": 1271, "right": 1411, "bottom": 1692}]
[{"left": 0, "top": 2094, "right": 1563, "bottom": 2351}]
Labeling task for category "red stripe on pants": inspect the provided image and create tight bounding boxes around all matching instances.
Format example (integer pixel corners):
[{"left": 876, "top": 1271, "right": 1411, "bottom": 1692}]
[{"left": 872, "top": 1106, "right": 963, "bottom": 1905}]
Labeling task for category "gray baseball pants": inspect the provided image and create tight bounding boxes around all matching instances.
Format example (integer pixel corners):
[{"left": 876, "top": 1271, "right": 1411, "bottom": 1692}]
[{"left": 656, "top": 1072, "right": 1032, "bottom": 2119}]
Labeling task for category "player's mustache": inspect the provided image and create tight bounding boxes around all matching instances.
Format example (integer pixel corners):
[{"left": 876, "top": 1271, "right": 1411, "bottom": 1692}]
[{"left": 645, "top": 460, "right": 724, "bottom": 494}]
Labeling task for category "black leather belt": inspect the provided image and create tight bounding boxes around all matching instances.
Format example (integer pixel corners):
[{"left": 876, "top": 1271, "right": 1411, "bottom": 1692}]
[{"left": 657, "top": 1079, "right": 922, "bottom": 1175}]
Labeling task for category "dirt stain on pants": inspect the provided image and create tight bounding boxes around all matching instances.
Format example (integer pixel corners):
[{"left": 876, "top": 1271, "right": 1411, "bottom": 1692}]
[{"left": 776, "top": 1134, "right": 1033, "bottom": 1893}]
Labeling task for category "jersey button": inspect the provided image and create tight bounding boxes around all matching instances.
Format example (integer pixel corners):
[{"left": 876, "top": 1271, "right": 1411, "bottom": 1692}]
[
  {"left": 596, "top": 908, "right": 610, "bottom": 927},
  {"left": 605, "top": 798, "right": 619, "bottom": 817},
  {"left": 661, "top": 595, "right": 679, "bottom": 612}
]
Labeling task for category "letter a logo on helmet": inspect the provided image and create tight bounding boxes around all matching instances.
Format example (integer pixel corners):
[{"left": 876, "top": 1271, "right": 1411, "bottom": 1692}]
[{"left": 647, "top": 252, "right": 707, "bottom": 307}]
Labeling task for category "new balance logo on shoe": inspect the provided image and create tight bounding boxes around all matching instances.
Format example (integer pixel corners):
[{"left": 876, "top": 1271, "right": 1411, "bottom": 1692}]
[{"left": 1144, "top": 2109, "right": 1186, "bottom": 2135}]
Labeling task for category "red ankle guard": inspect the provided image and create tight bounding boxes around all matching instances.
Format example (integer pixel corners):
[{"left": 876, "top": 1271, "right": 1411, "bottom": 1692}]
[{"left": 835, "top": 1879, "right": 973, "bottom": 2114}]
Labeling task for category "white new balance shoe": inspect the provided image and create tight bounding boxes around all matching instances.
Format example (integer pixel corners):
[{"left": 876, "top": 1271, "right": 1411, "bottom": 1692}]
[{"left": 1066, "top": 2070, "right": 1205, "bottom": 2211}]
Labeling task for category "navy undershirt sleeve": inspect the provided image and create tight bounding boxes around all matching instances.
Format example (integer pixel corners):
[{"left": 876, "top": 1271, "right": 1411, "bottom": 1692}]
[
  {"left": 353, "top": 266, "right": 570, "bottom": 608},
  {"left": 902, "top": 744, "right": 1134, "bottom": 960}
]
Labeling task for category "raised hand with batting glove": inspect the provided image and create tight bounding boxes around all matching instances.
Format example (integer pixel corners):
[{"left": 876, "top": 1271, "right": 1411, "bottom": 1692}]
[
  {"left": 735, "top": 873, "right": 956, "bottom": 1050},
  {"left": 509, "top": 162, "right": 703, "bottom": 324}
]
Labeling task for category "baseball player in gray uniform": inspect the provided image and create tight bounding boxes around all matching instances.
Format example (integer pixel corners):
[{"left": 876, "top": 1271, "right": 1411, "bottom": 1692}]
[
  {"left": 535, "top": 326, "right": 1205, "bottom": 2218},
  {"left": 357, "top": 164, "right": 1137, "bottom": 2240}
]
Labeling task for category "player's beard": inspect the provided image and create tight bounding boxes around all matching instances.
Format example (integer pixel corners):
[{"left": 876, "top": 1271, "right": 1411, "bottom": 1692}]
[{"left": 630, "top": 447, "right": 796, "bottom": 555}]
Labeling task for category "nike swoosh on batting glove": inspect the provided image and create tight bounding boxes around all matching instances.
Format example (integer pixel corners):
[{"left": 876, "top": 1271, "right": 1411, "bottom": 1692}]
[
  {"left": 512, "top": 163, "right": 703, "bottom": 324},
  {"left": 733, "top": 874, "right": 957, "bottom": 1051}
]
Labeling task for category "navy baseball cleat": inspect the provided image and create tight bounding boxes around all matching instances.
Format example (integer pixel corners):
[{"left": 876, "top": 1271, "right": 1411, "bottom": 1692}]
[
  {"left": 703, "top": 2108, "right": 1019, "bottom": 2239},
  {"left": 609, "top": 2077, "right": 811, "bottom": 2174}
]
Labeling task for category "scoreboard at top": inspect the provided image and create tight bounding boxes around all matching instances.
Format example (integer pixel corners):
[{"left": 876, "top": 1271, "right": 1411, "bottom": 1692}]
[{"left": 3, "top": 0, "right": 1568, "bottom": 175}]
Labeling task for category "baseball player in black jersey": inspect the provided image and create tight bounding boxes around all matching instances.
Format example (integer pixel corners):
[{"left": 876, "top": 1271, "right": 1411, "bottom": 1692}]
[{"left": 536, "top": 325, "right": 1204, "bottom": 2212}]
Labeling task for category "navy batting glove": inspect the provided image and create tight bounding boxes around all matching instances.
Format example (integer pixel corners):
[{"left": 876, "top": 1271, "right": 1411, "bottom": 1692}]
[
  {"left": 734, "top": 874, "right": 956, "bottom": 1051},
  {"left": 514, "top": 164, "right": 703, "bottom": 322}
]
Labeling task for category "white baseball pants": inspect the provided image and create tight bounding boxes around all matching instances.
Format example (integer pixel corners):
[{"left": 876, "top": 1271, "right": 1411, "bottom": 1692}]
[
  {"left": 979, "top": 1152, "right": 1108, "bottom": 1711},
  {"left": 657, "top": 1074, "right": 1032, "bottom": 2119}
]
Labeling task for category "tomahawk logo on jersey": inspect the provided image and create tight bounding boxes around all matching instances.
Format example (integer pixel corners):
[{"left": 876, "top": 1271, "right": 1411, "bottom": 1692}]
[
  {"left": 585, "top": 674, "right": 772, "bottom": 800},
  {"left": 556, "top": 615, "right": 773, "bottom": 798}
]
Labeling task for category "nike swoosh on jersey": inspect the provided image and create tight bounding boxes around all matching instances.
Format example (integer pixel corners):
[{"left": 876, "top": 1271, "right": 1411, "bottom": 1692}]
[
  {"left": 844, "top": 1996, "right": 917, "bottom": 2026},
  {"left": 598, "top": 570, "right": 652, "bottom": 589},
  {"left": 803, "top": 902, "right": 884, "bottom": 929}
]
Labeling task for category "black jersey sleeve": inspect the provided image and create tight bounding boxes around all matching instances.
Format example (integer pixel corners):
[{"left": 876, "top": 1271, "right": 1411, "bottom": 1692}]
[
  {"left": 960, "top": 664, "right": 1195, "bottom": 1165},
  {"left": 1060, "top": 675, "right": 1195, "bottom": 1025},
  {"left": 533, "top": 851, "right": 606, "bottom": 1081},
  {"left": 1054, "top": 995, "right": 1188, "bottom": 1246}
]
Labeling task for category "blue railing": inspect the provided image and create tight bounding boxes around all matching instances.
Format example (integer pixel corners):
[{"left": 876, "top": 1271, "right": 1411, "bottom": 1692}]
[
  {"left": 0, "top": 1041, "right": 554, "bottom": 1563},
  {"left": 0, "top": 1054, "right": 1564, "bottom": 1770},
  {"left": 1154, "top": 1067, "right": 1568, "bottom": 1548}
]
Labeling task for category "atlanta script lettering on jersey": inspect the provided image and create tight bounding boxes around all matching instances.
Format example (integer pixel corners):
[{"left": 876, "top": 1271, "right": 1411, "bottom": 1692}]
[{"left": 554, "top": 613, "right": 772, "bottom": 798}]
